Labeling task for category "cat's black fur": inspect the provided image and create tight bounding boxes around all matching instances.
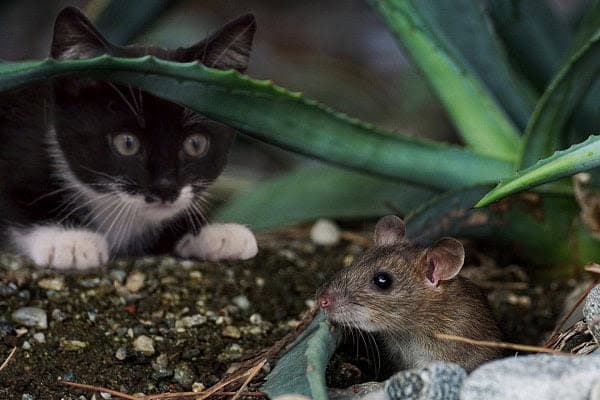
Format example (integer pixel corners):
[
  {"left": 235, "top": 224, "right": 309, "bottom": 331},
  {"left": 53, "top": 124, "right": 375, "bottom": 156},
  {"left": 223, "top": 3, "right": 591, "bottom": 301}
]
[{"left": 0, "top": 7, "right": 256, "bottom": 257}]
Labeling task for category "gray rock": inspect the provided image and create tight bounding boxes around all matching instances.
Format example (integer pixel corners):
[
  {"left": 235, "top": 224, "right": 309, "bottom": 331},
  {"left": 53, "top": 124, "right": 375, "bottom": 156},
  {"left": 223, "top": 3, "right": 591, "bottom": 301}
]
[
  {"left": 132, "top": 335, "right": 155, "bottom": 356},
  {"left": 584, "top": 284, "right": 600, "bottom": 344},
  {"left": 461, "top": 354, "right": 600, "bottom": 400},
  {"left": 386, "top": 362, "right": 465, "bottom": 400},
  {"left": 12, "top": 307, "right": 47, "bottom": 329},
  {"left": 174, "top": 362, "right": 196, "bottom": 387}
]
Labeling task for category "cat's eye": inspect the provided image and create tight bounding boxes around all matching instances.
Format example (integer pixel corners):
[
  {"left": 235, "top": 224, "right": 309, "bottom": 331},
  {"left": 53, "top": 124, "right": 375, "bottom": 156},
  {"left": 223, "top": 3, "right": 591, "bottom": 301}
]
[
  {"left": 112, "top": 133, "right": 140, "bottom": 156},
  {"left": 183, "top": 134, "right": 209, "bottom": 157},
  {"left": 373, "top": 272, "right": 393, "bottom": 290}
]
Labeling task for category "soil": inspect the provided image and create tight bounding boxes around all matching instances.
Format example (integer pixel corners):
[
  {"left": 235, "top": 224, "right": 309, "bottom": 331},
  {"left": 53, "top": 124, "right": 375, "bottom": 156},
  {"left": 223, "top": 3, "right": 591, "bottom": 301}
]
[{"left": 0, "top": 230, "right": 586, "bottom": 399}]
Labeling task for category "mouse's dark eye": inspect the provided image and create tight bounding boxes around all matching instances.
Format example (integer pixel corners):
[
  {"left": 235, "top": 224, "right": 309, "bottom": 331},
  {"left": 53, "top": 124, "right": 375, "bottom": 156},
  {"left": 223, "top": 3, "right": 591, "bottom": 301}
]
[{"left": 373, "top": 272, "right": 393, "bottom": 290}]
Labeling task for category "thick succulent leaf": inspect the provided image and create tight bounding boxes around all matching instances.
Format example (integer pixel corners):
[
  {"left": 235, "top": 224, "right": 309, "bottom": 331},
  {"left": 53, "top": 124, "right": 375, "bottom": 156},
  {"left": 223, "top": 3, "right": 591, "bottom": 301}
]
[
  {"left": 91, "top": 0, "right": 180, "bottom": 44},
  {"left": 405, "top": 185, "right": 497, "bottom": 246},
  {"left": 520, "top": 27, "right": 600, "bottom": 168},
  {"left": 477, "top": 135, "right": 600, "bottom": 207},
  {"left": 486, "top": 0, "right": 571, "bottom": 90},
  {"left": 0, "top": 56, "right": 513, "bottom": 190},
  {"left": 395, "top": 0, "right": 536, "bottom": 130},
  {"left": 371, "top": 0, "right": 521, "bottom": 161},
  {"left": 215, "top": 165, "right": 437, "bottom": 230},
  {"left": 568, "top": 0, "right": 600, "bottom": 146},
  {"left": 406, "top": 186, "right": 589, "bottom": 267},
  {"left": 261, "top": 312, "right": 338, "bottom": 400}
]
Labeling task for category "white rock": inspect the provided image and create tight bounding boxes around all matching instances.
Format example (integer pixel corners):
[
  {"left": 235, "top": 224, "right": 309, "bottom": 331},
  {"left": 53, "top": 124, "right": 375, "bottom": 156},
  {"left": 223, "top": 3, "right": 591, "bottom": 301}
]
[
  {"left": 33, "top": 332, "right": 45, "bottom": 343},
  {"left": 461, "top": 354, "right": 600, "bottom": 400},
  {"left": 310, "top": 219, "right": 341, "bottom": 246},
  {"left": 12, "top": 307, "right": 48, "bottom": 329},
  {"left": 38, "top": 277, "right": 65, "bottom": 291},
  {"left": 133, "top": 335, "right": 155, "bottom": 356},
  {"left": 273, "top": 396, "right": 311, "bottom": 400},
  {"left": 232, "top": 295, "right": 251, "bottom": 310},
  {"left": 125, "top": 271, "right": 146, "bottom": 293}
]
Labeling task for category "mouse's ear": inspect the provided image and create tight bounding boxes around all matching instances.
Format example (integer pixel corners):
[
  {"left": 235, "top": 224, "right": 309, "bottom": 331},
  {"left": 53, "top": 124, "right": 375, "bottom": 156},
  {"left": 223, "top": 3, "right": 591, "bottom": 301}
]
[
  {"left": 374, "top": 215, "right": 406, "bottom": 246},
  {"left": 423, "top": 237, "right": 464, "bottom": 288}
]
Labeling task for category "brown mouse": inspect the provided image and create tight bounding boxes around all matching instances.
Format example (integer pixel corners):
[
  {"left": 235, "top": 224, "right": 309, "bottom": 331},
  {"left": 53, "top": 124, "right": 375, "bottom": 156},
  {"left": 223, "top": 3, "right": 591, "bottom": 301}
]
[{"left": 317, "top": 215, "right": 503, "bottom": 372}]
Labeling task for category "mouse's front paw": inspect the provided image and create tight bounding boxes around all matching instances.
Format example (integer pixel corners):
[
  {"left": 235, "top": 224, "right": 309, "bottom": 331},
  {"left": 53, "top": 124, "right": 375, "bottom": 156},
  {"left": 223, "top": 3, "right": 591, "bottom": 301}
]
[
  {"left": 22, "top": 227, "right": 109, "bottom": 270},
  {"left": 175, "top": 223, "right": 258, "bottom": 261}
]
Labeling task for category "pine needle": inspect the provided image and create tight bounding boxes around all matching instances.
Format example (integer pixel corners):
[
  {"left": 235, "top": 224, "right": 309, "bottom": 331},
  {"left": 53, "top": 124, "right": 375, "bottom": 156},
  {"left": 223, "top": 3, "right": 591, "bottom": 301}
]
[{"left": 435, "top": 333, "right": 569, "bottom": 354}]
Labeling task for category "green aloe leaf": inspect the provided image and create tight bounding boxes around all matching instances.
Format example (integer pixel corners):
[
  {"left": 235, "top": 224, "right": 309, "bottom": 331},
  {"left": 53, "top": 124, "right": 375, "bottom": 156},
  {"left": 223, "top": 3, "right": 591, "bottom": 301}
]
[
  {"left": 406, "top": 185, "right": 587, "bottom": 267},
  {"left": 91, "top": 0, "right": 180, "bottom": 44},
  {"left": 519, "top": 27, "right": 600, "bottom": 168},
  {"left": 392, "top": 0, "right": 537, "bottom": 130},
  {"left": 215, "top": 165, "right": 437, "bottom": 230},
  {"left": 0, "top": 56, "right": 513, "bottom": 190},
  {"left": 261, "top": 312, "right": 338, "bottom": 400},
  {"left": 477, "top": 135, "right": 600, "bottom": 208},
  {"left": 568, "top": 0, "right": 600, "bottom": 146},
  {"left": 486, "top": 0, "right": 571, "bottom": 90},
  {"left": 371, "top": 0, "right": 521, "bottom": 161}
]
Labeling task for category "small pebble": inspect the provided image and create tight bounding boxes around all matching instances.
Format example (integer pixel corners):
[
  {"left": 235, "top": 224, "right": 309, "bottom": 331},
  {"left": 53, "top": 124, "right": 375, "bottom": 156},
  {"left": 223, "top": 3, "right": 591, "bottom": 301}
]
[
  {"left": 232, "top": 295, "right": 250, "bottom": 310},
  {"left": 133, "top": 335, "right": 155, "bottom": 356},
  {"left": 125, "top": 271, "right": 146, "bottom": 293},
  {"left": 152, "top": 353, "right": 169, "bottom": 370},
  {"left": 175, "top": 314, "right": 207, "bottom": 329},
  {"left": 21, "top": 394, "right": 33, "bottom": 400},
  {"left": 38, "top": 277, "right": 65, "bottom": 291},
  {"left": 174, "top": 362, "right": 197, "bottom": 387},
  {"left": 115, "top": 348, "right": 127, "bottom": 361},
  {"left": 255, "top": 277, "right": 265, "bottom": 287},
  {"left": 12, "top": 307, "right": 48, "bottom": 329},
  {"left": 22, "top": 340, "right": 31, "bottom": 350},
  {"left": 222, "top": 326, "right": 241, "bottom": 339},
  {"left": 272, "top": 396, "right": 311, "bottom": 400},
  {"left": 249, "top": 313, "right": 263, "bottom": 325},
  {"left": 109, "top": 269, "right": 127, "bottom": 284},
  {"left": 51, "top": 308, "right": 69, "bottom": 322},
  {"left": 60, "top": 339, "right": 88, "bottom": 351},
  {"left": 192, "top": 382, "right": 206, "bottom": 392},
  {"left": 33, "top": 332, "right": 45, "bottom": 343},
  {"left": 79, "top": 278, "right": 100, "bottom": 288},
  {"left": 310, "top": 219, "right": 341, "bottom": 246}
]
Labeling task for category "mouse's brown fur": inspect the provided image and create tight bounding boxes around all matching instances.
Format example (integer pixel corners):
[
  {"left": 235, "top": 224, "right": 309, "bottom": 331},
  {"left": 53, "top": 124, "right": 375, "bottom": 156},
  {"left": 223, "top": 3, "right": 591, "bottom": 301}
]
[{"left": 317, "top": 216, "right": 503, "bottom": 372}]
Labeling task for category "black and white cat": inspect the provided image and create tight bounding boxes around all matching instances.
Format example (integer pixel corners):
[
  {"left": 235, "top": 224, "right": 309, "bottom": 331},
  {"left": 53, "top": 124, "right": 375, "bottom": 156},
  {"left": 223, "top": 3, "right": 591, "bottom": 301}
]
[{"left": 0, "top": 7, "right": 258, "bottom": 270}]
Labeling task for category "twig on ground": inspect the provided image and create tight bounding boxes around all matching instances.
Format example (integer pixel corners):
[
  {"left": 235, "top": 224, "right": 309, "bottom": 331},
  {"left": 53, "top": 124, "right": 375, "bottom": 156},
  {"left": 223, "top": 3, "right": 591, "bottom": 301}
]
[
  {"left": 0, "top": 347, "right": 16, "bottom": 372},
  {"left": 61, "top": 381, "right": 138, "bottom": 400},
  {"left": 585, "top": 263, "right": 600, "bottom": 275},
  {"left": 435, "top": 333, "right": 569, "bottom": 354},
  {"left": 62, "top": 380, "right": 266, "bottom": 400},
  {"left": 545, "top": 275, "right": 599, "bottom": 347},
  {"left": 230, "top": 359, "right": 266, "bottom": 400}
]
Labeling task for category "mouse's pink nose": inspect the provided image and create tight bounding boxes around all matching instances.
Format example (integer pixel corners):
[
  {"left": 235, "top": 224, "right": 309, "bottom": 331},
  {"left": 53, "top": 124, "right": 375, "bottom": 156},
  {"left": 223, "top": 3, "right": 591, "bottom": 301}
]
[{"left": 318, "top": 293, "right": 332, "bottom": 309}]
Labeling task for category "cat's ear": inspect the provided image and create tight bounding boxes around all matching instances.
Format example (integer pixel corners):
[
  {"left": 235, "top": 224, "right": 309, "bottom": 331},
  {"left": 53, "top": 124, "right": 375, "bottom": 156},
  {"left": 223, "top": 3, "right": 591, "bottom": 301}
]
[
  {"left": 51, "top": 7, "right": 112, "bottom": 60},
  {"left": 181, "top": 14, "right": 256, "bottom": 72}
]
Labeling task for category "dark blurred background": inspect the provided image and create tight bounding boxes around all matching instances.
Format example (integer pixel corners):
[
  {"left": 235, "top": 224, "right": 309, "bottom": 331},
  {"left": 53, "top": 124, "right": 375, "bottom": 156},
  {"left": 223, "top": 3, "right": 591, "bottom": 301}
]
[{"left": 0, "top": 0, "right": 589, "bottom": 202}]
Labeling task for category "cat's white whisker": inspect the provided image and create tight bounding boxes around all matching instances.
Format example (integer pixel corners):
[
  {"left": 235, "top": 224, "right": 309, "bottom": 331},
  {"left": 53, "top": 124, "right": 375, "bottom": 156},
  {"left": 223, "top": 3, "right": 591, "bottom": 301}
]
[
  {"left": 107, "top": 82, "right": 142, "bottom": 123},
  {"left": 128, "top": 84, "right": 140, "bottom": 113}
]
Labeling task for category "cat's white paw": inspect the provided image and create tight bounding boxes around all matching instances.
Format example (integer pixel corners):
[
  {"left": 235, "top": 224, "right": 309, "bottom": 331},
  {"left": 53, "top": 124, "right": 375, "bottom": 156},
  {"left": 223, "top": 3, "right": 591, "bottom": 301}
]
[
  {"left": 175, "top": 223, "right": 258, "bottom": 261},
  {"left": 13, "top": 226, "right": 109, "bottom": 270}
]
